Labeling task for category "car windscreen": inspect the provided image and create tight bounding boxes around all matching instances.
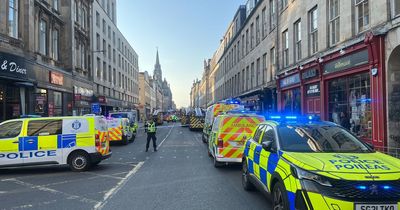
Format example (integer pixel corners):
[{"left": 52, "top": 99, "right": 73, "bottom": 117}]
[
  {"left": 277, "top": 124, "right": 372, "bottom": 153},
  {"left": 110, "top": 113, "right": 128, "bottom": 118}
]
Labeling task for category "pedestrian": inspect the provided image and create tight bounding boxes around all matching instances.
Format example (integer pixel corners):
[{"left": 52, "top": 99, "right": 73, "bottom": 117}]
[
  {"left": 146, "top": 119, "right": 157, "bottom": 152},
  {"left": 340, "top": 111, "right": 351, "bottom": 130}
]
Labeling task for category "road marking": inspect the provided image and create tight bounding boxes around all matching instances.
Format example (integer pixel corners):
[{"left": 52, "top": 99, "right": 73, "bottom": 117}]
[
  {"left": 156, "top": 123, "right": 174, "bottom": 149},
  {"left": 84, "top": 172, "right": 124, "bottom": 180},
  {"left": 94, "top": 161, "right": 144, "bottom": 210}
]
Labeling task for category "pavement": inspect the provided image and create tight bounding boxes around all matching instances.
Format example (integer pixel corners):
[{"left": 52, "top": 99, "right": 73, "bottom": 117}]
[{"left": 0, "top": 122, "right": 272, "bottom": 210}]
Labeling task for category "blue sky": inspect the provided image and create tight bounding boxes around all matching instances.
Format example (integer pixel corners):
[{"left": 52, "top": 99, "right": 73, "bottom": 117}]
[{"left": 117, "top": 0, "right": 243, "bottom": 108}]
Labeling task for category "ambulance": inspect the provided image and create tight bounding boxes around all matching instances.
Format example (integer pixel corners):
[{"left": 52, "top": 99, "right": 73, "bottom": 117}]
[
  {"left": 208, "top": 111, "right": 265, "bottom": 167},
  {"left": 107, "top": 117, "right": 133, "bottom": 145},
  {"left": 0, "top": 116, "right": 111, "bottom": 172},
  {"left": 202, "top": 100, "right": 243, "bottom": 143}
]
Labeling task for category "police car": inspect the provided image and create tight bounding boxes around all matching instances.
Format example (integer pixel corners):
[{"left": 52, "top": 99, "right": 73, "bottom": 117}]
[
  {"left": 242, "top": 115, "right": 400, "bottom": 210},
  {"left": 0, "top": 116, "right": 111, "bottom": 172}
]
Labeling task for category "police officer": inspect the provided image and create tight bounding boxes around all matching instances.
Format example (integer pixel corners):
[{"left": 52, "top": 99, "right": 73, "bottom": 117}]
[{"left": 146, "top": 119, "right": 157, "bottom": 152}]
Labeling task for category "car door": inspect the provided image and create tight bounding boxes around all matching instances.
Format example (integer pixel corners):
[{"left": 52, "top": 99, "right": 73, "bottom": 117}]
[
  {"left": 245, "top": 125, "right": 265, "bottom": 177},
  {"left": 0, "top": 121, "right": 23, "bottom": 166},
  {"left": 24, "top": 119, "right": 63, "bottom": 164},
  {"left": 260, "top": 125, "right": 279, "bottom": 191},
  {"left": 209, "top": 117, "right": 220, "bottom": 155}
]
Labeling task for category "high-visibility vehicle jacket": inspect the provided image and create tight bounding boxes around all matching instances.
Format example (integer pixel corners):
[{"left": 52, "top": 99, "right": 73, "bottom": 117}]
[
  {"left": 208, "top": 113, "right": 265, "bottom": 166},
  {"left": 0, "top": 116, "right": 111, "bottom": 172}
]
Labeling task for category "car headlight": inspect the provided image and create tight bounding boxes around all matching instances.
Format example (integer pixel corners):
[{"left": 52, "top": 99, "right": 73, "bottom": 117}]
[{"left": 291, "top": 165, "right": 332, "bottom": 187}]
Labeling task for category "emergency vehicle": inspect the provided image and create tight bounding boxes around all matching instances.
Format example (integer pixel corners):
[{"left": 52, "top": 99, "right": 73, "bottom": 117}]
[
  {"left": 109, "top": 111, "right": 138, "bottom": 140},
  {"left": 189, "top": 108, "right": 205, "bottom": 131},
  {"left": 208, "top": 111, "right": 265, "bottom": 167},
  {"left": 203, "top": 100, "right": 243, "bottom": 143},
  {"left": 107, "top": 117, "right": 133, "bottom": 145},
  {"left": 0, "top": 116, "right": 111, "bottom": 172},
  {"left": 180, "top": 108, "right": 191, "bottom": 127},
  {"left": 152, "top": 110, "right": 164, "bottom": 125},
  {"left": 242, "top": 115, "right": 400, "bottom": 210}
]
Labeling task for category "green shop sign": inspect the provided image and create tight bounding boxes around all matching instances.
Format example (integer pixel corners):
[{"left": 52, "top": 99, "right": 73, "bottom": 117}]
[{"left": 323, "top": 50, "right": 369, "bottom": 75}]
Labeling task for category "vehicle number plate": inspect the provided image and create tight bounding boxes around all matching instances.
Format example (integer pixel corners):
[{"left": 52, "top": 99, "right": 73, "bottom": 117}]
[{"left": 355, "top": 204, "right": 398, "bottom": 210}]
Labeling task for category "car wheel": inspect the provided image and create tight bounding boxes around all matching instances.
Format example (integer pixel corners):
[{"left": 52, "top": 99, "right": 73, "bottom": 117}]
[
  {"left": 272, "top": 181, "right": 290, "bottom": 210},
  {"left": 242, "top": 160, "right": 254, "bottom": 191},
  {"left": 129, "top": 133, "right": 136, "bottom": 142},
  {"left": 69, "top": 152, "right": 91, "bottom": 172}
]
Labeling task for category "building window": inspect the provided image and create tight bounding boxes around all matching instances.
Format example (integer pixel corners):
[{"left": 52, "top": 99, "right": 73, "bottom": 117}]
[
  {"left": 396, "top": 0, "right": 400, "bottom": 16},
  {"left": 53, "top": 0, "right": 59, "bottom": 11},
  {"left": 108, "top": 45, "right": 111, "bottom": 60},
  {"left": 280, "top": 0, "right": 288, "bottom": 11},
  {"left": 103, "top": 19, "right": 106, "bottom": 34},
  {"left": 282, "top": 30, "right": 289, "bottom": 67},
  {"left": 96, "top": 33, "right": 100, "bottom": 50},
  {"left": 270, "top": 0, "right": 276, "bottom": 31},
  {"left": 39, "top": 19, "right": 47, "bottom": 55},
  {"left": 108, "top": 26, "right": 111, "bottom": 39},
  {"left": 246, "top": 66, "right": 250, "bottom": 90},
  {"left": 329, "top": 0, "right": 340, "bottom": 45},
  {"left": 113, "top": 68, "right": 116, "bottom": 85},
  {"left": 262, "top": 7, "right": 267, "bottom": 38},
  {"left": 270, "top": 47, "right": 276, "bottom": 81},
  {"left": 52, "top": 29, "right": 59, "bottom": 60},
  {"left": 256, "top": 58, "right": 261, "bottom": 86},
  {"left": 246, "top": 29, "right": 249, "bottom": 53},
  {"left": 256, "top": 16, "right": 260, "bottom": 45},
  {"left": 113, "top": 49, "right": 116, "bottom": 64},
  {"left": 75, "top": 1, "right": 79, "bottom": 22},
  {"left": 113, "top": 31, "right": 115, "bottom": 45},
  {"left": 103, "top": 62, "right": 107, "bottom": 81},
  {"left": 251, "top": 63, "right": 255, "bottom": 88},
  {"left": 96, "top": 11, "right": 100, "bottom": 27},
  {"left": 103, "top": 39, "right": 106, "bottom": 57},
  {"left": 309, "top": 6, "right": 318, "bottom": 55},
  {"left": 262, "top": 53, "right": 267, "bottom": 83},
  {"left": 97, "top": 57, "right": 101, "bottom": 79},
  {"left": 241, "top": 34, "right": 245, "bottom": 58},
  {"left": 294, "top": 19, "right": 302, "bottom": 61},
  {"left": 250, "top": 23, "right": 254, "bottom": 49},
  {"left": 8, "top": 0, "right": 18, "bottom": 38},
  {"left": 355, "top": 0, "right": 369, "bottom": 32},
  {"left": 81, "top": 44, "right": 86, "bottom": 69},
  {"left": 109, "top": 66, "right": 112, "bottom": 82},
  {"left": 75, "top": 40, "right": 80, "bottom": 67}
]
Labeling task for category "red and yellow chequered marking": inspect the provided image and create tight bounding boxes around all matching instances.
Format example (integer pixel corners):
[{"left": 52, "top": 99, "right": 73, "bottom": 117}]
[
  {"left": 96, "top": 130, "right": 110, "bottom": 155},
  {"left": 108, "top": 126, "right": 123, "bottom": 141},
  {"left": 217, "top": 116, "right": 265, "bottom": 159},
  {"left": 212, "top": 104, "right": 240, "bottom": 117}
]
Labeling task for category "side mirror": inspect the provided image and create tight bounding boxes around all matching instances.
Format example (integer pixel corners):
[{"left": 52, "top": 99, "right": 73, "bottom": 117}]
[{"left": 262, "top": 141, "right": 274, "bottom": 152}]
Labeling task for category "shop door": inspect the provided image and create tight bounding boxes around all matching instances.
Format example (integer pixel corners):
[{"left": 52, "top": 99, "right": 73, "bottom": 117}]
[{"left": 306, "top": 97, "right": 321, "bottom": 115}]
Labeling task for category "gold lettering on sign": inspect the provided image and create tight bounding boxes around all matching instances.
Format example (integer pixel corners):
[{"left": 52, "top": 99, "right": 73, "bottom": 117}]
[{"left": 334, "top": 60, "right": 351, "bottom": 69}]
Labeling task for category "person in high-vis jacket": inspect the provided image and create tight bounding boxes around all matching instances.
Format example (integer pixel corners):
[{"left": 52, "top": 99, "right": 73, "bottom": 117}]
[{"left": 146, "top": 119, "right": 157, "bottom": 152}]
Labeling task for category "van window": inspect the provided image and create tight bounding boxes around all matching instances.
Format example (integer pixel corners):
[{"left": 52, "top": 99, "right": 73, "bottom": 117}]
[
  {"left": 0, "top": 121, "right": 22, "bottom": 138},
  {"left": 212, "top": 117, "right": 221, "bottom": 132},
  {"left": 261, "top": 126, "right": 277, "bottom": 150},
  {"left": 28, "top": 120, "right": 62, "bottom": 136}
]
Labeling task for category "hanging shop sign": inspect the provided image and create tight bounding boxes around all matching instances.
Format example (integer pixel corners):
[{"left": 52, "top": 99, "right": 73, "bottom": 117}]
[
  {"left": 306, "top": 83, "right": 320, "bottom": 97},
  {"left": 323, "top": 50, "right": 369, "bottom": 75},
  {"left": 302, "top": 68, "right": 319, "bottom": 80},
  {"left": 0, "top": 52, "right": 28, "bottom": 79},
  {"left": 50, "top": 71, "right": 64, "bottom": 86},
  {"left": 280, "top": 73, "right": 300, "bottom": 88}
]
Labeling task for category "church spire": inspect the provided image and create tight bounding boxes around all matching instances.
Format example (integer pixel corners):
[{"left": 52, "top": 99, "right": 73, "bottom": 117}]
[{"left": 155, "top": 49, "right": 160, "bottom": 67}]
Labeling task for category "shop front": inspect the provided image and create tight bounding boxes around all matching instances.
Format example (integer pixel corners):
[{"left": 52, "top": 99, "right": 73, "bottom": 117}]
[
  {"left": 277, "top": 34, "right": 386, "bottom": 147},
  {"left": 0, "top": 51, "right": 35, "bottom": 121},
  {"left": 34, "top": 68, "right": 73, "bottom": 117},
  {"left": 73, "top": 86, "right": 94, "bottom": 116},
  {"left": 239, "top": 88, "right": 276, "bottom": 113},
  {"left": 97, "top": 96, "right": 124, "bottom": 116}
]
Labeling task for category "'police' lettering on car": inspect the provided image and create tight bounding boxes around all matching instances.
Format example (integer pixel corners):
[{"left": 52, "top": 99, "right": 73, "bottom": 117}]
[{"left": 0, "top": 150, "right": 57, "bottom": 159}]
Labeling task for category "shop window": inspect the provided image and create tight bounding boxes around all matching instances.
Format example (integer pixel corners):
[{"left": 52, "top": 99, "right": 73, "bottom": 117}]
[
  {"left": 282, "top": 88, "right": 301, "bottom": 114},
  {"left": 328, "top": 72, "right": 371, "bottom": 140},
  {"left": 54, "top": 91, "right": 62, "bottom": 116},
  {"left": 27, "top": 120, "right": 62, "bottom": 136}
]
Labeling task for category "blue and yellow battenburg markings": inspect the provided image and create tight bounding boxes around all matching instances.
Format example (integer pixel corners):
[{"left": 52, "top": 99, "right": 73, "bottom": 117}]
[{"left": 0, "top": 134, "right": 77, "bottom": 160}]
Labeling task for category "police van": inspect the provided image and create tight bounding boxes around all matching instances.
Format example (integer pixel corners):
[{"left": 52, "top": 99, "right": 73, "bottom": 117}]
[
  {"left": 0, "top": 116, "right": 111, "bottom": 172},
  {"left": 107, "top": 117, "right": 133, "bottom": 145}
]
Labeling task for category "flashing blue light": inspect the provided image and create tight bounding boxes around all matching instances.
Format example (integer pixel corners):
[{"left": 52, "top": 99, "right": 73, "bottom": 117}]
[
  {"left": 383, "top": 185, "right": 392, "bottom": 190},
  {"left": 270, "top": 116, "right": 282, "bottom": 119},
  {"left": 285, "top": 116, "right": 297, "bottom": 120},
  {"left": 356, "top": 185, "right": 367, "bottom": 190},
  {"left": 308, "top": 116, "right": 313, "bottom": 120}
]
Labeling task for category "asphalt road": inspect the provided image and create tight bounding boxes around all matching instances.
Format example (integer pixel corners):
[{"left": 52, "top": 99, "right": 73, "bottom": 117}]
[{"left": 0, "top": 122, "right": 272, "bottom": 210}]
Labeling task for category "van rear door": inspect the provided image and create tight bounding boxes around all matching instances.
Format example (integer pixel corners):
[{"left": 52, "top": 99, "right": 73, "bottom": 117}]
[{"left": 95, "top": 117, "right": 110, "bottom": 155}]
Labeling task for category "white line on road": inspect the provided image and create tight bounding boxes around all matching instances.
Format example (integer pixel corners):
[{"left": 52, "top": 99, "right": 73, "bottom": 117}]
[
  {"left": 156, "top": 123, "right": 174, "bottom": 149},
  {"left": 94, "top": 161, "right": 144, "bottom": 210}
]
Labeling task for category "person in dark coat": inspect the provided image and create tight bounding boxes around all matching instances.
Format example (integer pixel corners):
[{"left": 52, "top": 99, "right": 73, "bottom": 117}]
[{"left": 340, "top": 111, "right": 351, "bottom": 130}]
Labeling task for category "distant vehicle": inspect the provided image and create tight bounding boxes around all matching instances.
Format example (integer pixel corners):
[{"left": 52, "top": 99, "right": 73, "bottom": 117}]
[
  {"left": 180, "top": 108, "right": 191, "bottom": 127},
  {"left": 208, "top": 112, "right": 265, "bottom": 167},
  {"left": 109, "top": 111, "right": 138, "bottom": 140},
  {"left": 152, "top": 110, "right": 164, "bottom": 125},
  {"left": 20, "top": 115, "right": 42, "bottom": 118},
  {"left": 242, "top": 115, "right": 400, "bottom": 210},
  {"left": 0, "top": 116, "right": 111, "bottom": 172},
  {"left": 189, "top": 108, "right": 205, "bottom": 131},
  {"left": 106, "top": 117, "right": 134, "bottom": 145},
  {"left": 203, "top": 99, "right": 244, "bottom": 143}
]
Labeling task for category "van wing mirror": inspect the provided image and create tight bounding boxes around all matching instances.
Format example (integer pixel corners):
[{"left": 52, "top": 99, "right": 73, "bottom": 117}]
[{"left": 262, "top": 141, "right": 274, "bottom": 152}]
